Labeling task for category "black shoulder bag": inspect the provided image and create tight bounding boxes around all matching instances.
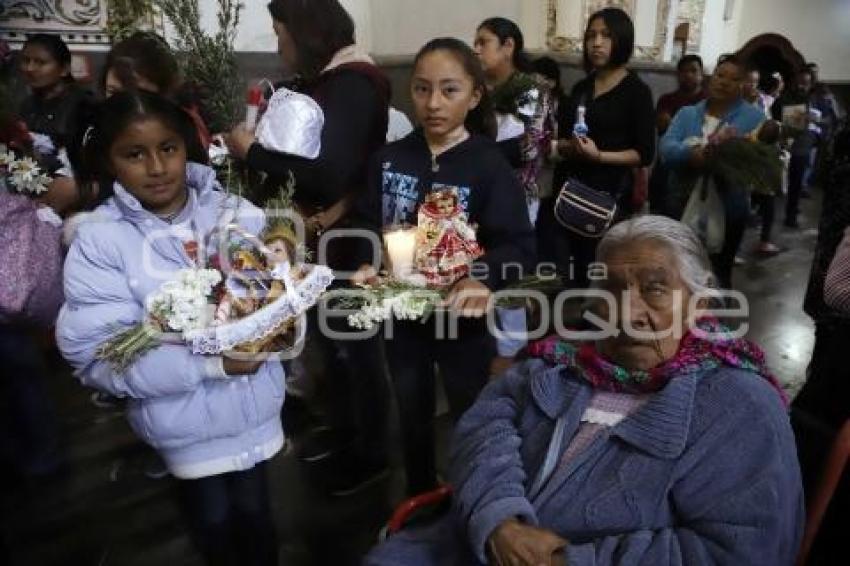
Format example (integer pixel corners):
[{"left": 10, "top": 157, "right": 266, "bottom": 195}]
[{"left": 553, "top": 90, "right": 620, "bottom": 238}]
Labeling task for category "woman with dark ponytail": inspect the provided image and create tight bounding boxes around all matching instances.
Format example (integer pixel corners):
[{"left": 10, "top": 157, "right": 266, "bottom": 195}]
[
  {"left": 224, "top": 0, "right": 393, "bottom": 497},
  {"left": 474, "top": 17, "right": 553, "bottom": 225},
  {"left": 354, "top": 37, "right": 535, "bottom": 495}
]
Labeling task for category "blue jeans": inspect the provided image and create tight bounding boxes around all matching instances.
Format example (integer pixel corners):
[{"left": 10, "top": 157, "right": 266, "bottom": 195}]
[
  {"left": 385, "top": 318, "right": 494, "bottom": 495},
  {"left": 0, "top": 326, "right": 61, "bottom": 476},
  {"left": 180, "top": 462, "right": 278, "bottom": 566}
]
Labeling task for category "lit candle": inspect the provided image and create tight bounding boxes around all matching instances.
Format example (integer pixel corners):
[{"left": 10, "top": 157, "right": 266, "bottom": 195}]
[{"left": 383, "top": 226, "right": 417, "bottom": 279}]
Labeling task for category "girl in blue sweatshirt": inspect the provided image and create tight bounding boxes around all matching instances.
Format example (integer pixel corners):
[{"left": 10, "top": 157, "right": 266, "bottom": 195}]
[{"left": 356, "top": 38, "right": 535, "bottom": 495}]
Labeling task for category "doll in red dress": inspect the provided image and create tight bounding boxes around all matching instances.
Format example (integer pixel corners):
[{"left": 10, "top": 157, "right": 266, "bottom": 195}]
[{"left": 415, "top": 187, "right": 483, "bottom": 287}]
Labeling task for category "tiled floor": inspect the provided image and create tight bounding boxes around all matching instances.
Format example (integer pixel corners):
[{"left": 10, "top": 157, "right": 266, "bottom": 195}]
[
  {"left": 735, "top": 191, "right": 821, "bottom": 398},
  {"left": 1, "top": 192, "right": 822, "bottom": 565}
]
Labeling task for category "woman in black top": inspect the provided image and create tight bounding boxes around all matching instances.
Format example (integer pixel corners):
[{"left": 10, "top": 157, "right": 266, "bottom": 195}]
[
  {"left": 224, "top": 0, "right": 391, "bottom": 496},
  {"left": 225, "top": 0, "right": 389, "bottom": 260},
  {"left": 552, "top": 8, "right": 655, "bottom": 287}
]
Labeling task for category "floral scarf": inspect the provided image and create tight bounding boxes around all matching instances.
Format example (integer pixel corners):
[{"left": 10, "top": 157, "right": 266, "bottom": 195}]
[{"left": 526, "top": 318, "right": 788, "bottom": 405}]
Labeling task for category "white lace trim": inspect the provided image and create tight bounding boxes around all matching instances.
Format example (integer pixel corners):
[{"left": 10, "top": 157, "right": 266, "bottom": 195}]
[
  {"left": 184, "top": 264, "right": 333, "bottom": 354},
  {"left": 580, "top": 408, "right": 626, "bottom": 427}
]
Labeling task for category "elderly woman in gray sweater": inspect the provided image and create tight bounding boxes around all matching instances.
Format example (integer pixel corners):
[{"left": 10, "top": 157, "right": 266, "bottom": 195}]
[{"left": 366, "top": 215, "right": 803, "bottom": 566}]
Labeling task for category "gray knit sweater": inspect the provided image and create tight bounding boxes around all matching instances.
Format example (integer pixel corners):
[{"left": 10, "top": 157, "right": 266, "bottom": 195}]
[{"left": 366, "top": 359, "right": 804, "bottom": 565}]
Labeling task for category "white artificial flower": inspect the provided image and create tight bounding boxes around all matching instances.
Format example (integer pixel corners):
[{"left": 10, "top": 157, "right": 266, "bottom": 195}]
[
  {"left": 7, "top": 156, "right": 51, "bottom": 195},
  {"left": 18, "top": 172, "right": 51, "bottom": 195},
  {"left": 10, "top": 156, "right": 39, "bottom": 180},
  {"left": 346, "top": 287, "right": 442, "bottom": 329},
  {"left": 145, "top": 268, "right": 222, "bottom": 333}
]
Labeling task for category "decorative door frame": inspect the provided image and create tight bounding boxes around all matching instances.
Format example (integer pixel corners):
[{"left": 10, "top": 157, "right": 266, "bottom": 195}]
[{"left": 0, "top": 1, "right": 110, "bottom": 47}]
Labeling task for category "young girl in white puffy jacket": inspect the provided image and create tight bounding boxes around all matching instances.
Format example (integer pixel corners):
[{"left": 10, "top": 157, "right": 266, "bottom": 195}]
[{"left": 57, "top": 91, "right": 281, "bottom": 565}]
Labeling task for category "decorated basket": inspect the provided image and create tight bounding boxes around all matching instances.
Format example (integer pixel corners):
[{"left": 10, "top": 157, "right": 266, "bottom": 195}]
[{"left": 182, "top": 264, "right": 333, "bottom": 356}]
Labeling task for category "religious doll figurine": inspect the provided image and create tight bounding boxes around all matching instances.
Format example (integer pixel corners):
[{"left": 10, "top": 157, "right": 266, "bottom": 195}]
[
  {"left": 213, "top": 249, "right": 263, "bottom": 324},
  {"left": 261, "top": 223, "right": 304, "bottom": 301},
  {"left": 414, "top": 187, "right": 484, "bottom": 287},
  {"left": 213, "top": 223, "right": 302, "bottom": 325}
]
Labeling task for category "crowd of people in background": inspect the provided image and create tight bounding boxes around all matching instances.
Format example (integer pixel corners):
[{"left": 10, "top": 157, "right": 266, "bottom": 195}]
[{"left": 2, "top": 0, "right": 849, "bottom": 564}]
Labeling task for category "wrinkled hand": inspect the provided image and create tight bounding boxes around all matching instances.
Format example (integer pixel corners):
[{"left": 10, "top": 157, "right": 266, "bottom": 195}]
[
  {"left": 444, "top": 277, "right": 491, "bottom": 318},
  {"left": 573, "top": 135, "right": 601, "bottom": 162},
  {"left": 352, "top": 263, "right": 380, "bottom": 286},
  {"left": 488, "top": 519, "right": 568, "bottom": 566},
  {"left": 223, "top": 124, "right": 256, "bottom": 161},
  {"left": 222, "top": 355, "right": 265, "bottom": 376}
]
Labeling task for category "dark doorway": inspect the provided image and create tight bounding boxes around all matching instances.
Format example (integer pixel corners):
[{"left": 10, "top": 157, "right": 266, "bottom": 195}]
[
  {"left": 737, "top": 33, "right": 806, "bottom": 95},
  {"left": 748, "top": 45, "right": 796, "bottom": 92}
]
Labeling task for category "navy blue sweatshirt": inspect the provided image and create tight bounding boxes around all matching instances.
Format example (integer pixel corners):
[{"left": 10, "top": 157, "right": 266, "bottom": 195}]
[{"left": 358, "top": 130, "right": 536, "bottom": 290}]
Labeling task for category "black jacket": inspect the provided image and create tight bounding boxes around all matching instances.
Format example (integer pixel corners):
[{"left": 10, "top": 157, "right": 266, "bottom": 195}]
[
  {"left": 358, "top": 130, "right": 536, "bottom": 290},
  {"left": 245, "top": 63, "right": 390, "bottom": 210},
  {"left": 18, "top": 82, "right": 93, "bottom": 174}
]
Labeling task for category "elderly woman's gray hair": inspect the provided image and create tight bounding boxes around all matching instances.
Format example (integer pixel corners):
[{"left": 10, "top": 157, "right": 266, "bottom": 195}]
[{"left": 596, "top": 215, "right": 718, "bottom": 296}]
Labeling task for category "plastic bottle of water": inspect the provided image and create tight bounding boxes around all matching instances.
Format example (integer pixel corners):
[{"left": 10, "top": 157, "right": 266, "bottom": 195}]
[{"left": 573, "top": 105, "right": 589, "bottom": 137}]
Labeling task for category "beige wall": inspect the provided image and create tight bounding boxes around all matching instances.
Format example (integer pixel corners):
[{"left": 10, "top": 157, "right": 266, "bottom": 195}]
[
  {"left": 195, "top": 0, "right": 538, "bottom": 55},
  {"left": 368, "top": 0, "right": 524, "bottom": 55},
  {"left": 197, "top": 0, "right": 850, "bottom": 82}
]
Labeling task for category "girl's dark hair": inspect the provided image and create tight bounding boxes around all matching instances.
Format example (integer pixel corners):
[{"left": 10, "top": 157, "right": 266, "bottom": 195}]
[
  {"left": 413, "top": 38, "right": 497, "bottom": 140},
  {"left": 23, "top": 33, "right": 73, "bottom": 81},
  {"left": 72, "top": 90, "right": 207, "bottom": 189},
  {"left": 102, "top": 32, "right": 180, "bottom": 96},
  {"left": 677, "top": 54, "right": 703, "bottom": 71},
  {"left": 267, "top": 0, "right": 355, "bottom": 79},
  {"left": 477, "top": 17, "right": 531, "bottom": 73},
  {"left": 531, "top": 56, "right": 565, "bottom": 100},
  {"left": 583, "top": 8, "right": 634, "bottom": 73}
]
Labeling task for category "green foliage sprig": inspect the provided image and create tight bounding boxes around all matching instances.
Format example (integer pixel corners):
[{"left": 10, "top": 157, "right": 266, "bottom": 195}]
[
  {"left": 154, "top": 0, "right": 244, "bottom": 132},
  {"left": 707, "top": 138, "right": 783, "bottom": 195},
  {"left": 106, "top": 0, "right": 157, "bottom": 41}
]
